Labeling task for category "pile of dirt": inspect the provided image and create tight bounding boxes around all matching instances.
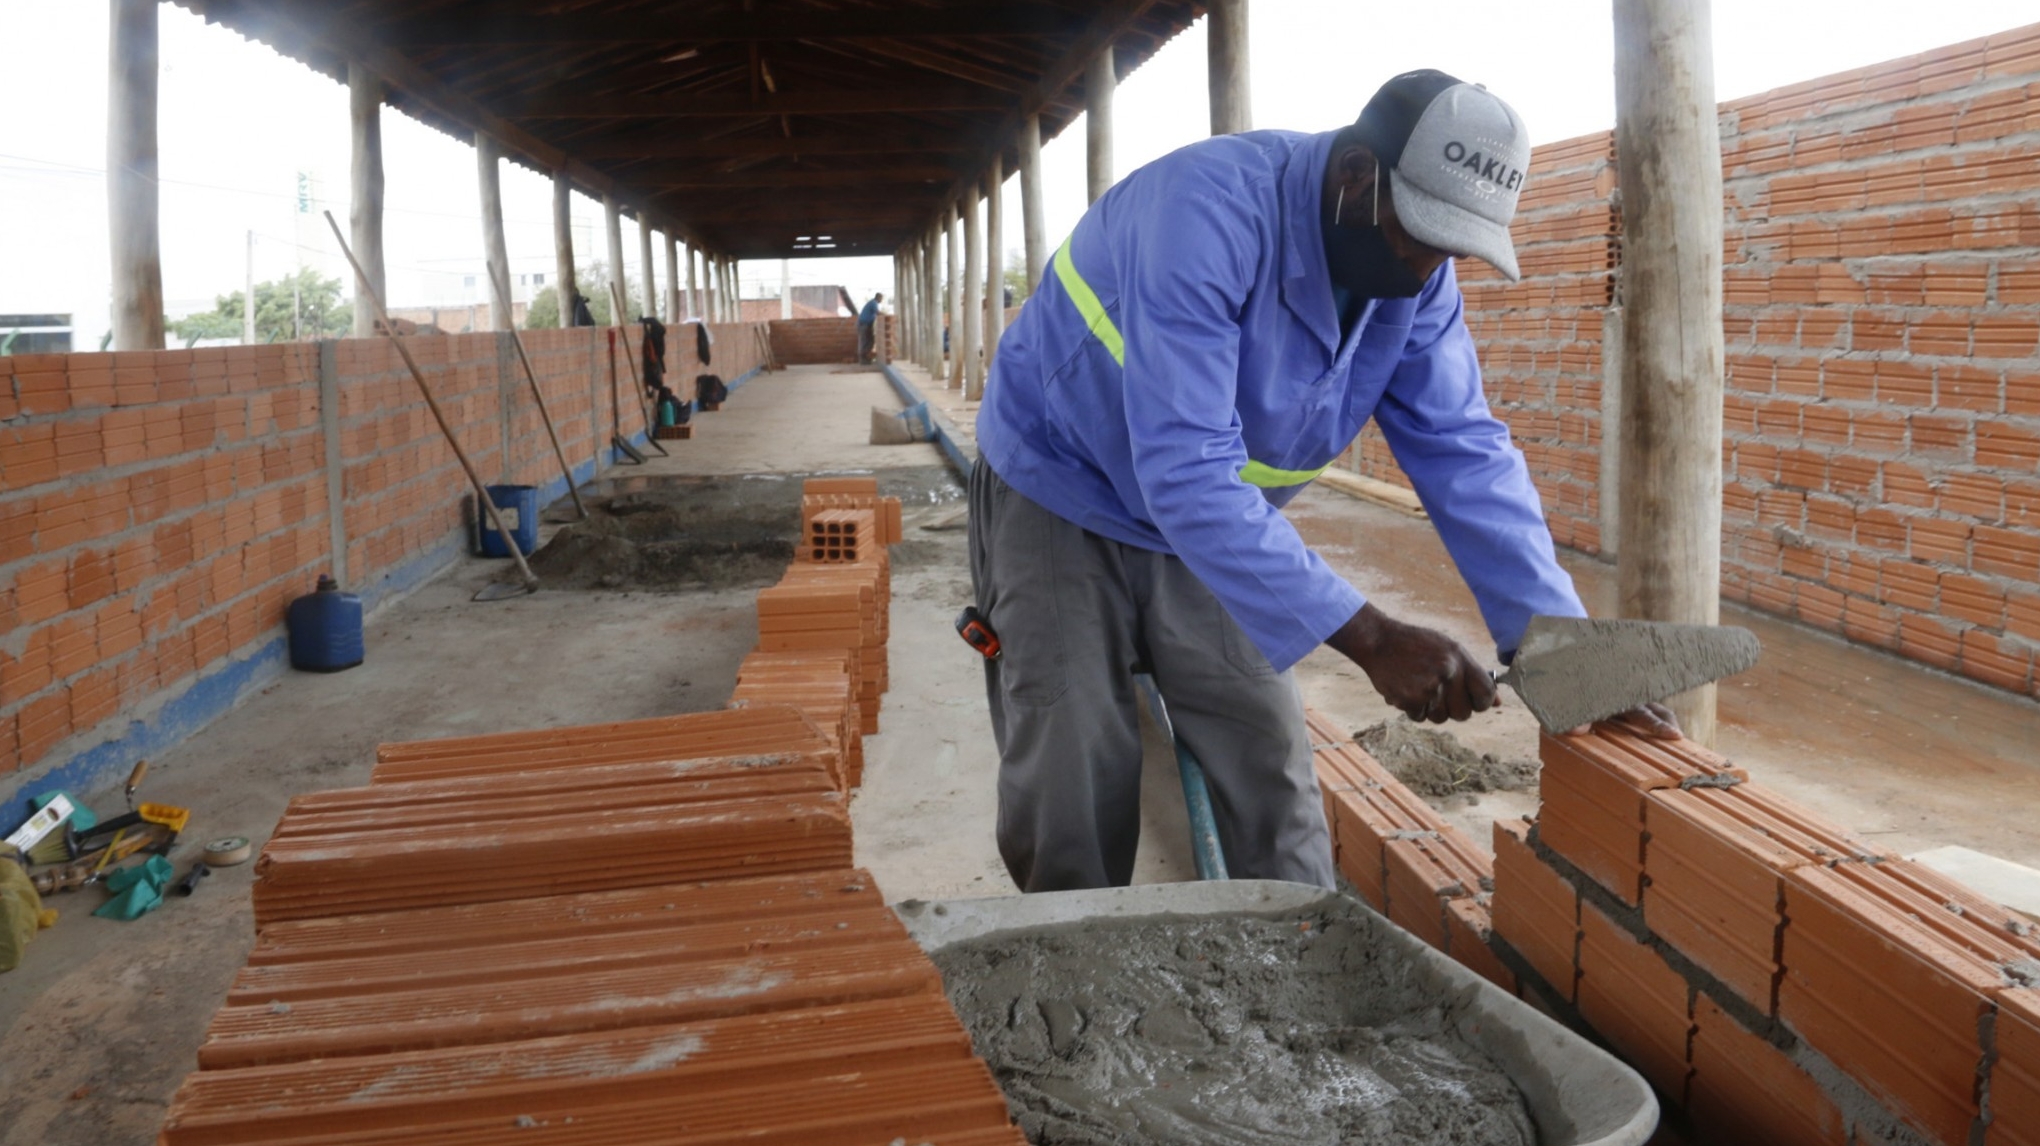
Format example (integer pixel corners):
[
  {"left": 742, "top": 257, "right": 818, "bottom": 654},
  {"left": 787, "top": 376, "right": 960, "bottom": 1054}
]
[
  {"left": 1354, "top": 719, "right": 1539, "bottom": 798},
  {"left": 934, "top": 906, "right": 1535, "bottom": 1145},
  {"left": 522, "top": 468, "right": 966, "bottom": 592},
  {"left": 527, "top": 481, "right": 799, "bottom": 591}
]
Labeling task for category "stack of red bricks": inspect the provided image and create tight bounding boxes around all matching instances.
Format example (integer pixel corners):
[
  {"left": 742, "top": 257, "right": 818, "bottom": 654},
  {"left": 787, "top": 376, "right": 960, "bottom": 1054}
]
[
  {"left": 1491, "top": 726, "right": 2040, "bottom": 1146},
  {"left": 729, "top": 478, "right": 901, "bottom": 789},
  {"left": 1311, "top": 710, "right": 2039, "bottom": 1145},
  {"left": 162, "top": 700, "right": 1024, "bottom": 1144}
]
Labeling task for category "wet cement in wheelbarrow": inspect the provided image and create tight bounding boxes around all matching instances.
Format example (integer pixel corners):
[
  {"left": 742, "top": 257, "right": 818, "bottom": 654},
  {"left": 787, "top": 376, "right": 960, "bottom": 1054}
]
[{"left": 933, "top": 906, "right": 1534, "bottom": 1146}]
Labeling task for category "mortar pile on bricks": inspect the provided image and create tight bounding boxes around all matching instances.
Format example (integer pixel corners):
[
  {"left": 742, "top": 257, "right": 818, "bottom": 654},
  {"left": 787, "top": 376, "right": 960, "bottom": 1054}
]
[
  {"left": 158, "top": 482, "right": 1034, "bottom": 1144},
  {"left": 1310, "top": 708, "right": 2040, "bottom": 1146}
]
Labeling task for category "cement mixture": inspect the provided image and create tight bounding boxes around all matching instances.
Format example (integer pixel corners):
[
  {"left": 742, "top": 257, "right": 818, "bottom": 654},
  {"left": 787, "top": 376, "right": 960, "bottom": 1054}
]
[
  {"left": 1355, "top": 719, "right": 1539, "bottom": 799},
  {"left": 932, "top": 906, "right": 1535, "bottom": 1146}
]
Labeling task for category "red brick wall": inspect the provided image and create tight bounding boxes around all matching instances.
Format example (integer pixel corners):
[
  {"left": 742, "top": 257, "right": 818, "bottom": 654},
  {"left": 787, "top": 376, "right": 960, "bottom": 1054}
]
[
  {"left": 769, "top": 317, "right": 859, "bottom": 365},
  {"left": 1340, "top": 130, "right": 1620, "bottom": 556},
  {"left": 1340, "top": 22, "right": 2040, "bottom": 698},
  {"left": 0, "top": 322, "right": 768, "bottom": 780}
]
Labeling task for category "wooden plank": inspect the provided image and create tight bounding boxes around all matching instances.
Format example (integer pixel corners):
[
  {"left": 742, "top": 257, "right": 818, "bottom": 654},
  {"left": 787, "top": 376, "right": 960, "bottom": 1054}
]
[
  {"left": 510, "top": 88, "right": 1015, "bottom": 118},
  {"left": 377, "top": 6, "right": 1084, "bottom": 45}
]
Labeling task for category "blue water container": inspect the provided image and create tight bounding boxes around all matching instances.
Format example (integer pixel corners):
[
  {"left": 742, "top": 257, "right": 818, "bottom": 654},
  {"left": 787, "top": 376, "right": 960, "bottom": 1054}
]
[
  {"left": 287, "top": 575, "right": 363, "bottom": 673},
  {"left": 478, "top": 484, "right": 539, "bottom": 557}
]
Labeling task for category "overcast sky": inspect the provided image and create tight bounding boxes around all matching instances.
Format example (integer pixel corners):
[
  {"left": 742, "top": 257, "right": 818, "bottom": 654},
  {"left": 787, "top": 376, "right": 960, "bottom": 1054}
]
[{"left": 2, "top": 1, "right": 2034, "bottom": 344}]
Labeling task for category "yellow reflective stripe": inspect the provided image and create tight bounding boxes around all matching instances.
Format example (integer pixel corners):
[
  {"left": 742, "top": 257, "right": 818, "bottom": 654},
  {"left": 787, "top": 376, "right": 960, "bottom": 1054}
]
[
  {"left": 1053, "top": 238, "right": 1124, "bottom": 367},
  {"left": 1056, "top": 237, "right": 1323, "bottom": 491},
  {"left": 1239, "top": 459, "right": 1331, "bottom": 488}
]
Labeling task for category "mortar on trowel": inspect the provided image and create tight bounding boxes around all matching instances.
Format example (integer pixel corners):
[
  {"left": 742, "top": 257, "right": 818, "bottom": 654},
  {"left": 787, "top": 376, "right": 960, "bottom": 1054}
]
[{"left": 1495, "top": 615, "right": 1762, "bottom": 733}]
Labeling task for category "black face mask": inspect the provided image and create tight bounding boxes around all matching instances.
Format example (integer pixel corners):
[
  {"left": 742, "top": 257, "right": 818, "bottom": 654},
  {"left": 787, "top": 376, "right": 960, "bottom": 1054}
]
[{"left": 1323, "top": 215, "right": 1429, "bottom": 300}]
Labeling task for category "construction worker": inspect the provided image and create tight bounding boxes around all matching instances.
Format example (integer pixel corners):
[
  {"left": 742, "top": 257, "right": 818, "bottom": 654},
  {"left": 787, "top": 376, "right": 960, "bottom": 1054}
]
[
  {"left": 856, "top": 292, "right": 884, "bottom": 363},
  {"left": 972, "top": 70, "right": 1675, "bottom": 894}
]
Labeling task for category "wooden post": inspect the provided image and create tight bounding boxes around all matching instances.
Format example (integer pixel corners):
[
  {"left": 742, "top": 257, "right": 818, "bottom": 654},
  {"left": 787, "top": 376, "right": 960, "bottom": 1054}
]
[
  {"left": 348, "top": 62, "right": 386, "bottom": 338},
  {"left": 637, "top": 215, "right": 657, "bottom": 322},
  {"left": 1206, "top": 0, "right": 1252, "bottom": 135},
  {"left": 1019, "top": 113, "right": 1048, "bottom": 293},
  {"left": 963, "top": 187, "right": 984, "bottom": 400},
  {"left": 983, "top": 157, "right": 1005, "bottom": 370},
  {"left": 108, "top": 0, "right": 164, "bottom": 351},
  {"left": 665, "top": 232, "right": 681, "bottom": 324},
  {"left": 551, "top": 171, "right": 577, "bottom": 326},
  {"left": 946, "top": 205, "right": 964, "bottom": 388},
  {"left": 1612, "top": 0, "right": 1727, "bottom": 744},
  {"left": 599, "top": 190, "right": 624, "bottom": 316},
  {"left": 476, "top": 133, "right": 512, "bottom": 331},
  {"left": 1085, "top": 46, "right": 1116, "bottom": 204}
]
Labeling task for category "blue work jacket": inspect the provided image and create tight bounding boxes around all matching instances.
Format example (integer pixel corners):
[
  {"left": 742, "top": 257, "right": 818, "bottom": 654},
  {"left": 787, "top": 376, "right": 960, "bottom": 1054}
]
[{"left": 976, "top": 128, "right": 1585, "bottom": 672}]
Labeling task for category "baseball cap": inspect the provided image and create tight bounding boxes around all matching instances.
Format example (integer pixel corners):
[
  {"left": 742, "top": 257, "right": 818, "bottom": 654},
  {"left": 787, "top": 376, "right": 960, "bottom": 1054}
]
[{"left": 1353, "top": 70, "right": 1531, "bottom": 281}]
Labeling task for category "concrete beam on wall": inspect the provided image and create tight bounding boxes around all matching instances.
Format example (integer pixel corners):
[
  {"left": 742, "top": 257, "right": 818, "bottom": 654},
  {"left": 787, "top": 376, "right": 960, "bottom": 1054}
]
[{"left": 318, "top": 340, "right": 349, "bottom": 586}]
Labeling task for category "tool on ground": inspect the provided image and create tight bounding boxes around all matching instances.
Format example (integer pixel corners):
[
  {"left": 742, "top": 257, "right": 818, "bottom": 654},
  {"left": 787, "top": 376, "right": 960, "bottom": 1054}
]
[
  {"left": 607, "top": 283, "right": 670, "bottom": 458},
  {"left": 203, "top": 836, "right": 253, "bottom": 867},
  {"left": 954, "top": 606, "right": 1002, "bottom": 660},
  {"left": 1495, "top": 615, "right": 1763, "bottom": 734},
  {"left": 485, "top": 258, "right": 588, "bottom": 521},
  {"left": 322, "top": 210, "right": 541, "bottom": 601},
  {"left": 5, "top": 794, "right": 75, "bottom": 854},
  {"left": 123, "top": 759, "right": 149, "bottom": 809},
  {"left": 174, "top": 862, "right": 212, "bottom": 897}
]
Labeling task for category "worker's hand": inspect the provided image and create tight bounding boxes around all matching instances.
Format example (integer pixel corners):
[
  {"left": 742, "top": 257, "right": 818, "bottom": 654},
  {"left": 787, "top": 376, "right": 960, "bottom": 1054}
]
[
  {"left": 1568, "top": 702, "right": 1682, "bottom": 739},
  {"left": 1328, "top": 603, "right": 1496, "bottom": 724}
]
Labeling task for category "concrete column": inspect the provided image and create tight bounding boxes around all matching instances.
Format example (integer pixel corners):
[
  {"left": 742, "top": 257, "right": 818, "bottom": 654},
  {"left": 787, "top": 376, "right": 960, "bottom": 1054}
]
[
  {"left": 983, "top": 157, "right": 1005, "bottom": 369},
  {"left": 922, "top": 224, "right": 941, "bottom": 377},
  {"left": 317, "top": 340, "right": 348, "bottom": 584},
  {"left": 963, "top": 187, "right": 984, "bottom": 400},
  {"left": 476, "top": 133, "right": 512, "bottom": 331},
  {"left": 1085, "top": 46, "right": 1116, "bottom": 204},
  {"left": 780, "top": 259, "right": 792, "bottom": 320},
  {"left": 685, "top": 244, "right": 699, "bottom": 320},
  {"left": 348, "top": 62, "right": 385, "bottom": 338},
  {"left": 1612, "top": 0, "right": 1727, "bottom": 744},
  {"left": 637, "top": 215, "right": 656, "bottom": 321},
  {"left": 552, "top": 172, "right": 577, "bottom": 326},
  {"left": 108, "top": 0, "right": 164, "bottom": 351},
  {"left": 1206, "top": 0, "right": 1252, "bottom": 135},
  {"left": 665, "top": 232, "right": 681, "bottom": 323},
  {"left": 946, "top": 206, "right": 964, "bottom": 387},
  {"left": 1019, "top": 113, "right": 1048, "bottom": 293},
  {"left": 603, "top": 194, "right": 627, "bottom": 322}
]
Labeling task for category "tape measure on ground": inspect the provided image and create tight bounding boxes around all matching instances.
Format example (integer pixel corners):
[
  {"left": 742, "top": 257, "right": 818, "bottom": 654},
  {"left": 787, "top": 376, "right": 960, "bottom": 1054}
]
[{"left": 203, "top": 836, "right": 253, "bottom": 866}]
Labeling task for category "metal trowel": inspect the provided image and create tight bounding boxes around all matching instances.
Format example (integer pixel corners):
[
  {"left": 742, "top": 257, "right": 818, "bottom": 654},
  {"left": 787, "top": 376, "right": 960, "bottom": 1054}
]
[{"left": 1496, "top": 616, "right": 1762, "bottom": 733}]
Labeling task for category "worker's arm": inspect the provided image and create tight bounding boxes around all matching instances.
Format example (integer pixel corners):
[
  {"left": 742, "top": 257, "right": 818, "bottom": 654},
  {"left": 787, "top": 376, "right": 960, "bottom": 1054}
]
[
  {"left": 1372, "top": 263, "right": 1589, "bottom": 660},
  {"left": 1111, "top": 190, "right": 1365, "bottom": 674}
]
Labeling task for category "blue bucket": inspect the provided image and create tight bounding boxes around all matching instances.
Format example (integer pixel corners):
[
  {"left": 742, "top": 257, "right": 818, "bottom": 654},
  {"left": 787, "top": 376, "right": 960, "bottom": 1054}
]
[{"left": 478, "top": 484, "right": 539, "bottom": 557}]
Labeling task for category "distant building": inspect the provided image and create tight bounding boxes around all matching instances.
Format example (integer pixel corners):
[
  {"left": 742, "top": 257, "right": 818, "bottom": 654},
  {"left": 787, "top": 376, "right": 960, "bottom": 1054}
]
[{"left": 0, "top": 313, "right": 73, "bottom": 354}]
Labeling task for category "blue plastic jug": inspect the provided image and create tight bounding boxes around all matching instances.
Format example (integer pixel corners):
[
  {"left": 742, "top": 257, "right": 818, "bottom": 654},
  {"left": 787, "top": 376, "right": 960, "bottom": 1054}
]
[{"left": 287, "top": 574, "right": 363, "bottom": 673}]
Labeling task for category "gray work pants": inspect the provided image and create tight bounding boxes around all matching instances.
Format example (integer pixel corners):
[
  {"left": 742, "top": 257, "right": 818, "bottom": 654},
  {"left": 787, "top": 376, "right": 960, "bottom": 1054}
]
[{"left": 967, "top": 459, "right": 1336, "bottom": 892}]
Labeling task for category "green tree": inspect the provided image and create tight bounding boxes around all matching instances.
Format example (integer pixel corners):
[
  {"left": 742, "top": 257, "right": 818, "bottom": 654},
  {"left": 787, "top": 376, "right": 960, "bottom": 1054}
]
[
  {"left": 1002, "top": 247, "right": 1030, "bottom": 306},
  {"left": 523, "top": 262, "right": 641, "bottom": 329},
  {"left": 171, "top": 266, "right": 352, "bottom": 345}
]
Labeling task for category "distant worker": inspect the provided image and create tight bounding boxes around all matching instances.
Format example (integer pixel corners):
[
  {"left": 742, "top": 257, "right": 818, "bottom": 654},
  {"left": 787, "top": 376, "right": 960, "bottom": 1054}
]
[
  {"left": 857, "top": 292, "right": 884, "bottom": 364},
  {"left": 971, "top": 70, "right": 1677, "bottom": 894}
]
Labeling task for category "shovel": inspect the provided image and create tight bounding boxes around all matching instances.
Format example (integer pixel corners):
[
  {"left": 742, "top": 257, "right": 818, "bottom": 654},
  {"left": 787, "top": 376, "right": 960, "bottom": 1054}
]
[{"left": 1495, "top": 616, "right": 1761, "bottom": 733}]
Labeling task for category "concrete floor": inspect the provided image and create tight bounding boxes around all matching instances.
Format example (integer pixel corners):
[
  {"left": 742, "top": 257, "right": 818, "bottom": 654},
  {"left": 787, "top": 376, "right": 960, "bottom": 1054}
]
[{"left": 6, "top": 361, "right": 2038, "bottom": 1144}]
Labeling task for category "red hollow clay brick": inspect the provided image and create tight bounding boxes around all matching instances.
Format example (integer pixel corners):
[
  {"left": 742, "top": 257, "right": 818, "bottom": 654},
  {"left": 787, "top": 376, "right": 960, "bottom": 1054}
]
[
  {"left": 1577, "top": 900, "right": 1695, "bottom": 1102},
  {"left": 1492, "top": 819, "right": 1579, "bottom": 1003},
  {"left": 1989, "top": 988, "right": 2040, "bottom": 1146},
  {"left": 1779, "top": 864, "right": 1997, "bottom": 1146},
  {"left": 1687, "top": 996, "right": 1848, "bottom": 1146}
]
